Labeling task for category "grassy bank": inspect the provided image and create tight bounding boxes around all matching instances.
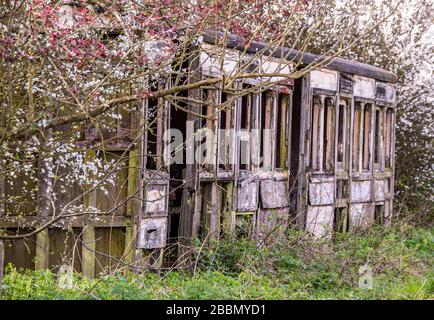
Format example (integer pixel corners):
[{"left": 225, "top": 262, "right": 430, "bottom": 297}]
[{"left": 1, "top": 224, "right": 433, "bottom": 300}]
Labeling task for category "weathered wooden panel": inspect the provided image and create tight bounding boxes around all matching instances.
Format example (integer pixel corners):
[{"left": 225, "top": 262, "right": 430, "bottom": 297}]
[
  {"left": 137, "top": 217, "right": 167, "bottom": 249},
  {"left": 94, "top": 227, "right": 126, "bottom": 275},
  {"left": 385, "top": 84, "right": 396, "bottom": 103},
  {"left": 309, "top": 182, "right": 334, "bottom": 205},
  {"left": 5, "top": 168, "right": 38, "bottom": 216},
  {"left": 384, "top": 200, "right": 393, "bottom": 226},
  {"left": 349, "top": 203, "right": 374, "bottom": 232},
  {"left": 96, "top": 152, "right": 128, "bottom": 216},
  {"left": 353, "top": 76, "right": 375, "bottom": 99},
  {"left": 260, "top": 180, "right": 289, "bottom": 209},
  {"left": 351, "top": 180, "right": 371, "bottom": 202},
  {"left": 3, "top": 229, "right": 36, "bottom": 270},
  {"left": 306, "top": 206, "right": 334, "bottom": 238},
  {"left": 144, "top": 184, "right": 168, "bottom": 216},
  {"left": 48, "top": 228, "right": 82, "bottom": 272},
  {"left": 261, "top": 58, "right": 293, "bottom": 83},
  {"left": 256, "top": 207, "right": 289, "bottom": 240},
  {"left": 374, "top": 180, "right": 385, "bottom": 202},
  {"left": 310, "top": 69, "right": 338, "bottom": 91},
  {"left": 200, "top": 43, "right": 239, "bottom": 77},
  {"left": 237, "top": 180, "right": 258, "bottom": 212},
  {"left": 376, "top": 82, "right": 396, "bottom": 103}
]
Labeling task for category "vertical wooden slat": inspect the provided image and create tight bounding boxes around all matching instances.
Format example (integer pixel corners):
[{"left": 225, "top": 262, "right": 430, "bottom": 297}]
[
  {"left": 318, "top": 95, "right": 325, "bottom": 172},
  {"left": 279, "top": 93, "right": 288, "bottom": 169},
  {"left": 82, "top": 150, "right": 97, "bottom": 278},
  {"left": 0, "top": 174, "right": 4, "bottom": 217},
  {"left": 35, "top": 153, "right": 52, "bottom": 270},
  {"left": 35, "top": 230, "right": 49, "bottom": 270},
  {"left": 262, "top": 92, "right": 273, "bottom": 170},
  {"left": 156, "top": 96, "right": 164, "bottom": 168},
  {"left": 209, "top": 183, "right": 219, "bottom": 240},
  {"left": 125, "top": 149, "right": 138, "bottom": 265},
  {"left": 222, "top": 182, "right": 234, "bottom": 236},
  {"left": 359, "top": 103, "right": 365, "bottom": 172},
  {"left": 82, "top": 225, "right": 95, "bottom": 279},
  {"left": 311, "top": 97, "right": 319, "bottom": 171},
  {"left": 0, "top": 240, "right": 4, "bottom": 296}
]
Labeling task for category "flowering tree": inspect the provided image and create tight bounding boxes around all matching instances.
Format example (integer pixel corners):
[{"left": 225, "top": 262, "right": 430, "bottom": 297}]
[{"left": 0, "top": 0, "right": 431, "bottom": 274}]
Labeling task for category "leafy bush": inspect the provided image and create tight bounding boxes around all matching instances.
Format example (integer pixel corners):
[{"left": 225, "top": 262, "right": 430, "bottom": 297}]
[{"left": 1, "top": 225, "right": 432, "bottom": 300}]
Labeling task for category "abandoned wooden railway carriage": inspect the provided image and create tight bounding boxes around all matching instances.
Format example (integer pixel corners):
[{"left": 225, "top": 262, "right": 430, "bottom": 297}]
[{"left": 0, "top": 32, "right": 397, "bottom": 276}]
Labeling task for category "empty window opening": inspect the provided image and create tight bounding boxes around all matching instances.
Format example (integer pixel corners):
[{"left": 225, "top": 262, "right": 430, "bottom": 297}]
[
  {"left": 239, "top": 89, "right": 251, "bottom": 170},
  {"left": 352, "top": 103, "right": 362, "bottom": 172},
  {"left": 145, "top": 97, "right": 160, "bottom": 170},
  {"left": 198, "top": 89, "right": 218, "bottom": 169},
  {"left": 275, "top": 92, "right": 289, "bottom": 169},
  {"left": 385, "top": 108, "right": 394, "bottom": 169},
  {"left": 337, "top": 100, "right": 348, "bottom": 164},
  {"left": 218, "top": 91, "right": 234, "bottom": 171},
  {"left": 362, "top": 104, "right": 372, "bottom": 171},
  {"left": 260, "top": 90, "right": 273, "bottom": 170},
  {"left": 374, "top": 108, "right": 382, "bottom": 166},
  {"left": 310, "top": 95, "right": 321, "bottom": 171},
  {"left": 323, "top": 97, "right": 335, "bottom": 172},
  {"left": 310, "top": 95, "right": 334, "bottom": 172}
]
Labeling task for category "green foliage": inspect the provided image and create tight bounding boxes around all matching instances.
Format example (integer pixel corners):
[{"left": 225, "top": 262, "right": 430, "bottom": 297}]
[{"left": 2, "top": 225, "right": 433, "bottom": 300}]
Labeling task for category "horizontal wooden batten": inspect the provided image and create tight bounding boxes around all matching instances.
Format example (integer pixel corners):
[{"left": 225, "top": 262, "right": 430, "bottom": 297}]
[{"left": 0, "top": 215, "right": 130, "bottom": 228}]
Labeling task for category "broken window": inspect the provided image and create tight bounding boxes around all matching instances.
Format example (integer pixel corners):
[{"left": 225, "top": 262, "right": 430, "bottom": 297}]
[
  {"left": 374, "top": 108, "right": 383, "bottom": 167},
  {"left": 238, "top": 84, "right": 258, "bottom": 170},
  {"left": 260, "top": 90, "right": 273, "bottom": 170},
  {"left": 362, "top": 104, "right": 372, "bottom": 171},
  {"left": 275, "top": 91, "right": 290, "bottom": 169},
  {"left": 352, "top": 103, "right": 362, "bottom": 172},
  {"left": 145, "top": 97, "right": 164, "bottom": 170},
  {"left": 385, "top": 108, "right": 394, "bottom": 169},
  {"left": 218, "top": 91, "right": 236, "bottom": 172},
  {"left": 323, "top": 97, "right": 335, "bottom": 172},
  {"left": 198, "top": 88, "right": 218, "bottom": 169},
  {"left": 311, "top": 95, "right": 321, "bottom": 171},
  {"left": 336, "top": 99, "right": 349, "bottom": 169},
  {"left": 310, "top": 95, "right": 335, "bottom": 172}
]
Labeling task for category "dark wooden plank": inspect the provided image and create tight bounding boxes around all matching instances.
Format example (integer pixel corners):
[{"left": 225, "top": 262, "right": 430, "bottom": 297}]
[
  {"left": 3, "top": 229, "right": 36, "bottom": 270},
  {"left": 48, "top": 228, "right": 82, "bottom": 272},
  {"left": 94, "top": 227, "right": 126, "bottom": 275}
]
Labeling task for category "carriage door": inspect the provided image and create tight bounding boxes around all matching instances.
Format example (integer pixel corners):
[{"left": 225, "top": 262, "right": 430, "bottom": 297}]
[{"left": 137, "top": 91, "right": 170, "bottom": 250}]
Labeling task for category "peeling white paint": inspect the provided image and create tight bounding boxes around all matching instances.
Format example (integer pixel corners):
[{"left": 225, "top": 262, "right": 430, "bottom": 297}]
[
  {"left": 306, "top": 205, "right": 334, "bottom": 238},
  {"left": 310, "top": 69, "right": 338, "bottom": 91}
]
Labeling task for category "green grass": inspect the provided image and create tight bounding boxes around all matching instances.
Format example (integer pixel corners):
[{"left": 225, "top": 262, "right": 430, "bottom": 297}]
[{"left": 1, "top": 224, "right": 433, "bottom": 300}]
